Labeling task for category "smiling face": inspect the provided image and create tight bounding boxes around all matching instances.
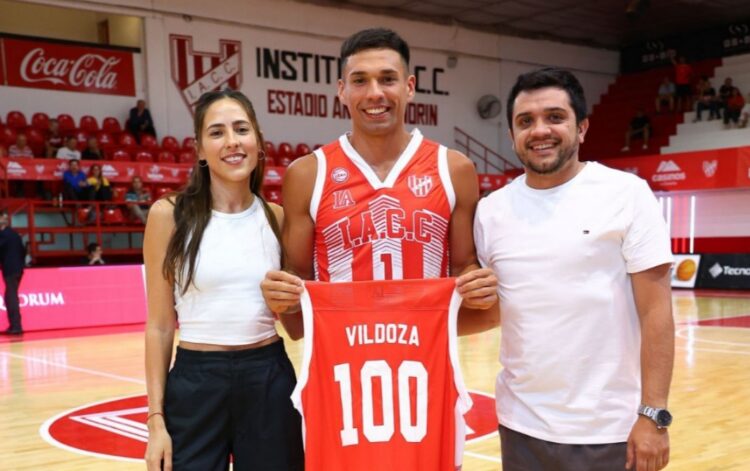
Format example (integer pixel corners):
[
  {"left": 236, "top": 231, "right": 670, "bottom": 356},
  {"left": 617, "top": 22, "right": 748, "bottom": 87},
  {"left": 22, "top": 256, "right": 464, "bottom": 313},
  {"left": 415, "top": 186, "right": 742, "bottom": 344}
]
[
  {"left": 197, "top": 98, "right": 259, "bottom": 187},
  {"left": 510, "top": 86, "right": 588, "bottom": 185},
  {"left": 338, "top": 48, "right": 415, "bottom": 137}
]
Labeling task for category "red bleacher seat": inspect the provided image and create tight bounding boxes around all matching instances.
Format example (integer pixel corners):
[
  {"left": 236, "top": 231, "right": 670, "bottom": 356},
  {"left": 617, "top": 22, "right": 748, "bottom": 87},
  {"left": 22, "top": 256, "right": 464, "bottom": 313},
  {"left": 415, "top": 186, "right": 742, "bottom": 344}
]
[
  {"left": 2, "top": 127, "right": 17, "bottom": 146},
  {"left": 157, "top": 151, "right": 176, "bottom": 163},
  {"left": 75, "top": 131, "right": 89, "bottom": 149},
  {"left": 102, "top": 117, "right": 122, "bottom": 134},
  {"left": 277, "top": 142, "right": 293, "bottom": 167},
  {"left": 141, "top": 134, "right": 158, "bottom": 149},
  {"left": 161, "top": 136, "right": 180, "bottom": 152},
  {"left": 112, "top": 186, "right": 128, "bottom": 201},
  {"left": 26, "top": 128, "right": 45, "bottom": 156},
  {"left": 112, "top": 149, "right": 131, "bottom": 161},
  {"left": 182, "top": 137, "right": 196, "bottom": 149},
  {"left": 135, "top": 151, "right": 154, "bottom": 162},
  {"left": 96, "top": 132, "right": 113, "bottom": 146},
  {"left": 154, "top": 186, "right": 172, "bottom": 198},
  {"left": 264, "top": 189, "right": 282, "bottom": 204},
  {"left": 6, "top": 111, "right": 28, "bottom": 130},
  {"left": 313, "top": 143, "right": 324, "bottom": 150},
  {"left": 294, "top": 143, "right": 311, "bottom": 157},
  {"left": 264, "top": 156, "right": 277, "bottom": 167},
  {"left": 79, "top": 115, "right": 99, "bottom": 133},
  {"left": 178, "top": 151, "right": 196, "bottom": 164},
  {"left": 57, "top": 114, "right": 76, "bottom": 133},
  {"left": 31, "top": 112, "right": 50, "bottom": 131},
  {"left": 103, "top": 207, "right": 126, "bottom": 224},
  {"left": 119, "top": 133, "right": 136, "bottom": 146},
  {"left": 264, "top": 141, "right": 277, "bottom": 160}
]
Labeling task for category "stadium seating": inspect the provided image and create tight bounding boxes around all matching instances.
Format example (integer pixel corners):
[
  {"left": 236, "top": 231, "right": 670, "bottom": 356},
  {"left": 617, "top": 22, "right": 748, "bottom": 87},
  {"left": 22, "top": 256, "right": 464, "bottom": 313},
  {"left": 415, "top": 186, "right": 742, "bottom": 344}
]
[
  {"left": 57, "top": 114, "right": 76, "bottom": 133},
  {"left": 111, "top": 149, "right": 131, "bottom": 161},
  {"left": 157, "top": 151, "right": 176, "bottom": 163},
  {"left": 161, "top": 136, "right": 180, "bottom": 152},
  {"left": 79, "top": 115, "right": 99, "bottom": 133},
  {"left": 6, "top": 111, "right": 28, "bottom": 131},
  {"left": 135, "top": 150, "right": 154, "bottom": 162},
  {"left": 102, "top": 117, "right": 122, "bottom": 134},
  {"left": 295, "top": 143, "right": 311, "bottom": 157},
  {"left": 140, "top": 134, "right": 159, "bottom": 149},
  {"left": 31, "top": 112, "right": 49, "bottom": 131}
]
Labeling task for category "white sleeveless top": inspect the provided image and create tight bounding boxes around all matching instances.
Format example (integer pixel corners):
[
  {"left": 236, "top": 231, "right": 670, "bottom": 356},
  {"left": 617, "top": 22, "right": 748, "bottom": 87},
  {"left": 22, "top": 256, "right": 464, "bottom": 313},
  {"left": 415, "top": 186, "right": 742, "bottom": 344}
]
[{"left": 174, "top": 197, "right": 280, "bottom": 345}]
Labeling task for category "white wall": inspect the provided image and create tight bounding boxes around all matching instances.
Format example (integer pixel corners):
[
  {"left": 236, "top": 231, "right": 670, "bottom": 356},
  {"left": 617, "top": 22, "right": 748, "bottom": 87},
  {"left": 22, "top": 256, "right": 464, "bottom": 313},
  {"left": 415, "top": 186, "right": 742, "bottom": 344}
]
[{"left": 8, "top": 0, "right": 619, "bottom": 169}]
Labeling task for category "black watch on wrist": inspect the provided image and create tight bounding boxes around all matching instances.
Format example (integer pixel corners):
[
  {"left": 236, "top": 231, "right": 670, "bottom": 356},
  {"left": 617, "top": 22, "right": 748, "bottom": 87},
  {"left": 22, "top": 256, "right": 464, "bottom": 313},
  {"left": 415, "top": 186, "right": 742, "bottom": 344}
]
[{"left": 638, "top": 404, "right": 673, "bottom": 429}]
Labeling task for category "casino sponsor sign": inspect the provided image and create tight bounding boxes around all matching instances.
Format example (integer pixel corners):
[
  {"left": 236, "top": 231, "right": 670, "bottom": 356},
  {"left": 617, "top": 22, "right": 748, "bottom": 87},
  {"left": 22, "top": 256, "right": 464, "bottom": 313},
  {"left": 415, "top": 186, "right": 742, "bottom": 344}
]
[{"left": 2, "top": 37, "right": 135, "bottom": 96}]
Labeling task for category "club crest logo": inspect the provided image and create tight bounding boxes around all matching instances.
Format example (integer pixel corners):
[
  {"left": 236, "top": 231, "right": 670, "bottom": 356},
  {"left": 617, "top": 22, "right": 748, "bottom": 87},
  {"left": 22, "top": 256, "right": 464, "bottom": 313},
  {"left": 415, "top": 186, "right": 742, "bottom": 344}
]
[
  {"left": 702, "top": 160, "right": 718, "bottom": 178},
  {"left": 169, "top": 35, "right": 242, "bottom": 114},
  {"left": 331, "top": 167, "right": 349, "bottom": 183},
  {"left": 407, "top": 175, "right": 433, "bottom": 197}
]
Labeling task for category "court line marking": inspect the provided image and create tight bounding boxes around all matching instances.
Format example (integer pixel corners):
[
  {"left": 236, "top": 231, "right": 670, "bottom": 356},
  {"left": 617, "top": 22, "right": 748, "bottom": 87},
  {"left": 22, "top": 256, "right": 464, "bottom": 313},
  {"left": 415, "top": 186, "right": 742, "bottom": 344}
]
[
  {"left": 0, "top": 351, "right": 146, "bottom": 385},
  {"left": 676, "top": 327, "right": 750, "bottom": 348},
  {"left": 465, "top": 450, "right": 502, "bottom": 463}
]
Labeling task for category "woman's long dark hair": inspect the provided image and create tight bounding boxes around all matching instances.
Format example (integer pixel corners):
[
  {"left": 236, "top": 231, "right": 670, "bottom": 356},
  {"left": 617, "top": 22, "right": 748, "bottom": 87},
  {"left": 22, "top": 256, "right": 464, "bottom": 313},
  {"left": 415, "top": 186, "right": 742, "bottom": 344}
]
[{"left": 163, "top": 89, "right": 282, "bottom": 294}]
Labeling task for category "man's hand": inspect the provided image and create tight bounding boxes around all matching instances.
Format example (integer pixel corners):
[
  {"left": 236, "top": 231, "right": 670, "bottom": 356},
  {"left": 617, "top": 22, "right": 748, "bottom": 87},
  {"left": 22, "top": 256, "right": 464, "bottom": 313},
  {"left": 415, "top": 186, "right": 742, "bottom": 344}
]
[
  {"left": 260, "top": 270, "right": 304, "bottom": 316},
  {"left": 626, "top": 416, "right": 670, "bottom": 471},
  {"left": 456, "top": 267, "right": 498, "bottom": 310}
]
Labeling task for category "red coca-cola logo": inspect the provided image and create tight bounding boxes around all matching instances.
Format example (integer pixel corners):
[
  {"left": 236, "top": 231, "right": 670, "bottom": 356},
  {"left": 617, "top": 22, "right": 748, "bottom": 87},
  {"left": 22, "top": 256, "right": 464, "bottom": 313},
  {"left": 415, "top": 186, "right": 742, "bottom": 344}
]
[
  {"left": 20, "top": 48, "right": 120, "bottom": 90},
  {"left": 42, "top": 392, "right": 498, "bottom": 462}
]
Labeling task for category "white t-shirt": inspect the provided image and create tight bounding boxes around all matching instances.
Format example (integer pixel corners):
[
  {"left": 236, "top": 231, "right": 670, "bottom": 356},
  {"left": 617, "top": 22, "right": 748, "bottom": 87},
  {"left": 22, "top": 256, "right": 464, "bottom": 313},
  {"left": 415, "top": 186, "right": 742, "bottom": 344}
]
[
  {"left": 474, "top": 162, "right": 673, "bottom": 444},
  {"left": 56, "top": 147, "right": 81, "bottom": 160}
]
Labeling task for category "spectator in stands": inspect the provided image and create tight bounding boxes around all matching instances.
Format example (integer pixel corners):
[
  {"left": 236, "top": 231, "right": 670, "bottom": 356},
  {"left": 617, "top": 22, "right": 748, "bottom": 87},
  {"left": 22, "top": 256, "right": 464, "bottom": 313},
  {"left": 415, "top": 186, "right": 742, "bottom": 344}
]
[
  {"left": 723, "top": 87, "right": 745, "bottom": 128},
  {"left": 740, "top": 93, "right": 750, "bottom": 128},
  {"left": 655, "top": 77, "right": 675, "bottom": 113},
  {"left": 671, "top": 55, "right": 693, "bottom": 112},
  {"left": 621, "top": 109, "right": 651, "bottom": 151},
  {"left": 125, "top": 175, "right": 151, "bottom": 224},
  {"left": 56, "top": 136, "right": 81, "bottom": 160},
  {"left": 86, "top": 164, "right": 112, "bottom": 201},
  {"left": 127, "top": 99, "right": 156, "bottom": 144},
  {"left": 62, "top": 159, "right": 89, "bottom": 200},
  {"left": 718, "top": 77, "right": 736, "bottom": 119},
  {"left": 85, "top": 242, "right": 105, "bottom": 265},
  {"left": 0, "top": 209, "right": 25, "bottom": 335},
  {"left": 8, "top": 134, "right": 34, "bottom": 158},
  {"left": 694, "top": 77, "right": 719, "bottom": 122},
  {"left": 45, "top": 119, "right": 64, "bottom": 157},
  {"left": 81, "top": 136, "right": 103, "bottom": 160}
]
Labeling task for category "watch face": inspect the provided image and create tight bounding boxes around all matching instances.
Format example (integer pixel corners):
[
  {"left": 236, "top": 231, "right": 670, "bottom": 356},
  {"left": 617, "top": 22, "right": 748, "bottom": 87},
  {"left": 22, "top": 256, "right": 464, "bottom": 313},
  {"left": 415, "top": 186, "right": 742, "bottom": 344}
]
[{"left": 656, "top": 409, "right": 673, "bottom": 427}]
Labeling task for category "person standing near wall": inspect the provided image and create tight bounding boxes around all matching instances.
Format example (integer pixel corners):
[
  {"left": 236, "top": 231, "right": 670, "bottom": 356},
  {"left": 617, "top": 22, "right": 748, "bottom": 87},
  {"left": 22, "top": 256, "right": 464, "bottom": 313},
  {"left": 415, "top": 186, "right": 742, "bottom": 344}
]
[{"left": 0, "top": 210, "right": 26, "bottom": 335}]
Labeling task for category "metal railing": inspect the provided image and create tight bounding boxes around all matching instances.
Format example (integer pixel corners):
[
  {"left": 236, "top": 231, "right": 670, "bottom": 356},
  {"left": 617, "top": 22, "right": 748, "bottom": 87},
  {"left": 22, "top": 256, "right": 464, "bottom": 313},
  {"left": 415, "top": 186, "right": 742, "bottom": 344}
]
[{"left": 454, "top": 127, "right": 518, "bottom": 174}]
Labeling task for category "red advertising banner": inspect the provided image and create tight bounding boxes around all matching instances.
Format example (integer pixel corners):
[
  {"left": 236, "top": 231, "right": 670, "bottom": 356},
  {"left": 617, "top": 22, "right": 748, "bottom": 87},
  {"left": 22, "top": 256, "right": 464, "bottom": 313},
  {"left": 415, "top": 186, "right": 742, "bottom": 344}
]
[
  {"left": 2, "top": 37, "right": 135, "bottom": 96},
  {"left": 600, "top": 146, "right": 750, "bottom": 191},
  {"left": 0, "top": 265, "right": 146, "bottom": 332},
  {"left": 0, "top": 158, "right": 288, "bottom": 187},
  {"left": 478, "top": 173, "right": 511, "bottom": 192}
]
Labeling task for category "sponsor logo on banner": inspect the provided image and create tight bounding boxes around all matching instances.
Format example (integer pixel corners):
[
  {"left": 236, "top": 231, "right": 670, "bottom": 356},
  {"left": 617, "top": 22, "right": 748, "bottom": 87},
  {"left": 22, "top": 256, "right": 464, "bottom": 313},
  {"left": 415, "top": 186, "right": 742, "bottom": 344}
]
[
  {"left": 702, "top": 160, "right": 718, "bottom": 177},
  {"left": 3, "top": 38, "right": 135, "bottom": 96},
  {"left": 652, "top": 160, "right": 686, "bottom": 185},
  {"left": 169, "top": 35, "right": 242, "bottom": 114},
  {"left": 696, "top": 254, "right": 750, "bottom": 290},
  {"left": 102, "top": 164, "right": 119, "bottom": 178},
  {"left": 265, "top": 168, "right": 282, "bottom": 185},
  {"left": 146, "top": 165, "right": 164, "bottom": 181},
  {"left": 7, "top": 161, "right": 27, "bottom": 176},
  {"left": 407, "top": 175, "right": 433, "bottom": 197},
  {"left": 671, "top": 255, "right": 701, "bottom": 288},
  {"left": 0, "top": 291, "right": 65, "bottom": 311},
  {"left": 709, "top": 262, "right": 750, "bottom": 278},
  {"left": 35, "top": 164, "right": 45, "bottom": 174},
  {"left": 42, "top": 392, "right": 498, "bottom": 461},
  {"left": 331, "top": 167, "right": 349, "bottom": 183}
]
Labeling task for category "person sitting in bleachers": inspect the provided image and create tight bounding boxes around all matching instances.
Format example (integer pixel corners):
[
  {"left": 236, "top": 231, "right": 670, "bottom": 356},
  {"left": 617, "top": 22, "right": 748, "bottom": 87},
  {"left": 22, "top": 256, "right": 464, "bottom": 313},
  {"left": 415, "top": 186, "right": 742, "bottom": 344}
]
[
  {"left": 62, "top": 159, "right": 89, "bottom": 200},
  {"left": 655, "top": 77, "right": 675, "bottom": 113},
  {"left": 85, "top": 242, "right": 105, "bottom": 265},
  {"left": 56, "top": 136, "right": 81, "bottom": 160},
  {"left": 125, "top": 175, "right": 151, "bottom": 223},
  {"left": 86, "top": 164, "right": 112, "bottom": 201},
  {"left": 8, "top": 134, "right": 34, "bottom": 158},
  {"left": 718, "top": 77, "right": 736, "bottom": 119},
  {"left": 127, "top": 99, "right": 156, "bottom": 144},
  {"left": 724, "top": 88, "right": 746, "bottom": 128},
  {"left": 45, "top": 119, "right": 64, "bottom": 157},
  {"left": 694, "top": 77, "right": 719, "bottom": 122},
  {"left": 81, "top": 137, "right": 103, "bottom": 160},
  {"left": 621, "top": 109, "right": 651, "bottom": 151}
]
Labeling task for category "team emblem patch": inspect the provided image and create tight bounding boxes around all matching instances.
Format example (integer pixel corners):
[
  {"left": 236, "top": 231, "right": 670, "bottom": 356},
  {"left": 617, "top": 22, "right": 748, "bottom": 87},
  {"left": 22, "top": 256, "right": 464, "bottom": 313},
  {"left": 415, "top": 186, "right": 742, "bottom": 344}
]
[
  {"left": 408, "top": 175, "right": 433, "bottom": 197},
  {"left": 169, "top": 35, "right": 242, "bottom": 114},
  {"left": 41, "top": 392, "right": 498, "bottom": 461},
  {"left": 333, "top": 189, "right": 356, "bottom": 209},
  {"left": 331, "top": 167, "right": 349, "bottom": 183}
]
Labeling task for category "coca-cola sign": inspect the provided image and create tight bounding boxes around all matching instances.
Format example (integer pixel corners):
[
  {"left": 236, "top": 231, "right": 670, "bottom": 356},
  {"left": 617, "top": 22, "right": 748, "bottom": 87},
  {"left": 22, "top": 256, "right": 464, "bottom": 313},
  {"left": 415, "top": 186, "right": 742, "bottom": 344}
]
[{"left": 3, "top": 38, "right": 135, "bottom": 96}]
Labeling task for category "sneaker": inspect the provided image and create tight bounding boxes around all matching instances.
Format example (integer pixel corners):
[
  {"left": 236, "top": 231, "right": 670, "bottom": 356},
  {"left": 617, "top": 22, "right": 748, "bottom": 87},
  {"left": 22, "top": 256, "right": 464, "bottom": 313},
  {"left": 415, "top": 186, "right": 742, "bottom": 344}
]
[
  {"left": 621, "top": 145, "right": 630, "bottom": 152},
  {"left": 2, "top": 328, "right": 23, "bottom": 335}
]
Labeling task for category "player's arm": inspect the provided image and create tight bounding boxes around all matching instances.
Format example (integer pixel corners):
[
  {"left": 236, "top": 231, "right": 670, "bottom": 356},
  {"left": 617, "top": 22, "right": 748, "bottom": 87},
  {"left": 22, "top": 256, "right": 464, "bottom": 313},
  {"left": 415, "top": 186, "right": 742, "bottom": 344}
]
[
  {"left": 446, "top": 149, "right": 500, "bottom": 336},
  {"left": 260, "top": 154, "right": 316, "bottom": 339},
  {"left": 626, "top": 263, "right": 674, "bottom": 471},
  {"left": 143, "top": 198, "right": 177, "bottom": 470}
]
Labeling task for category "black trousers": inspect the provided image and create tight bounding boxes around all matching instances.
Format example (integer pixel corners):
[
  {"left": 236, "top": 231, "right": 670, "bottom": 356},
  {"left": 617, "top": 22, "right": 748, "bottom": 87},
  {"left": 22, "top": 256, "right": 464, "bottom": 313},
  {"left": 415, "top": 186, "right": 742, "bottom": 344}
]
[
  {"left": 499, "top": 425, "right": 628, "bottom": 471},
  {"left": 164, "top": 340, "right": 304, "bottom": 470},
  {"left": 3, "top": 273, "right": 23, "bottom": 331}
]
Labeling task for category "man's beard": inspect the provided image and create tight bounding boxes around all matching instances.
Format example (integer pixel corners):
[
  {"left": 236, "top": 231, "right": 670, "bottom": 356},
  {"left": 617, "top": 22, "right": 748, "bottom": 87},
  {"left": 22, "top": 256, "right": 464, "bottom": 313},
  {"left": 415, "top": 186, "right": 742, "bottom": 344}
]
[{"left": 522, "top": 141, "right": 578, "bottom": 175}]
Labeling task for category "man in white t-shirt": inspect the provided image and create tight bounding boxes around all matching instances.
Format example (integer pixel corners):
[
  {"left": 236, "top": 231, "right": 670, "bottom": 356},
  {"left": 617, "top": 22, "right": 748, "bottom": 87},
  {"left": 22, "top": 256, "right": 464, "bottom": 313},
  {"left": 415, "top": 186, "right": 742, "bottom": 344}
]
[
  {"left": 56, "top": 136, "right": 81, "bottom": 160},
  {"left": 474, "top": 68, "right": 674, "bottom": 471}
]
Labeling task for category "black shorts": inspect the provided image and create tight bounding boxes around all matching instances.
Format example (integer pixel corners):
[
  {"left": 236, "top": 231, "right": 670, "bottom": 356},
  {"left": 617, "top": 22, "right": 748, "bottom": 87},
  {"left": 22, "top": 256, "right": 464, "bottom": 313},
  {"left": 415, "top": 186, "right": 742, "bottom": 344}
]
[
  {"left": 164, "top": 340, "right": 304, "bottom": 470},
  {"left": 676, "top": 84, "right": 692, "bottom": 98},
  {"left": 499, "top": 425, "right": 627, "bottom": 471}
]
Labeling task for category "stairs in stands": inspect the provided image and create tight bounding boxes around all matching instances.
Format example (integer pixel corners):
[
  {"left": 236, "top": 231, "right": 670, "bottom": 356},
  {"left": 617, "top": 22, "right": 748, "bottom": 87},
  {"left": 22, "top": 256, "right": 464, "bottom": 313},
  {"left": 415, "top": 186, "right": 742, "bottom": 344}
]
[{"left": 580, "top": 58, "right": 722, "bottom": 161}]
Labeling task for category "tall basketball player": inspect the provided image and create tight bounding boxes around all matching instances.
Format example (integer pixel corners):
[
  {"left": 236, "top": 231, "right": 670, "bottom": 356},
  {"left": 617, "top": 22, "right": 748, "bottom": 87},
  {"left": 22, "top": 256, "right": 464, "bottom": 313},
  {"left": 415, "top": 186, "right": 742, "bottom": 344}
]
[{"left": 260, "top": 28, "right": 499, "bottom": 336}]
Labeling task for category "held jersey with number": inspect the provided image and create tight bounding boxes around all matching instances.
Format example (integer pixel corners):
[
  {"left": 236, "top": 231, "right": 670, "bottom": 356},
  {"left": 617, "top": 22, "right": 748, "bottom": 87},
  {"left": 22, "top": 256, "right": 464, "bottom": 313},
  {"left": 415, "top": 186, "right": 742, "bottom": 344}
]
[
  {"left": 310, "top": 129, "right": 455, "bottom": 282},
  {"left": 291, "top": 278, "right": 472, "bottom": 471}
]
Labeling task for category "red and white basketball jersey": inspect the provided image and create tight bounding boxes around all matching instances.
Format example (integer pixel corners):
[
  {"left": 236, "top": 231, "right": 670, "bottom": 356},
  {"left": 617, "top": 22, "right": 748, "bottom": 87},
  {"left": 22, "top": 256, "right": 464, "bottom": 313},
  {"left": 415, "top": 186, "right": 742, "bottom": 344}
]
[
  {"left": 292, "top": 278, "right": 471, "bottom": 471},
  {"left": 310, "top": 129, "right": 455, "bottom": 282}
]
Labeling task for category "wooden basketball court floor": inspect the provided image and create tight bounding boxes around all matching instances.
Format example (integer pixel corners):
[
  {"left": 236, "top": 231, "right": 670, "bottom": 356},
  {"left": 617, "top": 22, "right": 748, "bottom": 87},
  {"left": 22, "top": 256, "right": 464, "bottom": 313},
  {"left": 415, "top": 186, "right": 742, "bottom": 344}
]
[{"left": 1, "top": 289, "right": 749, "bottom": 470}]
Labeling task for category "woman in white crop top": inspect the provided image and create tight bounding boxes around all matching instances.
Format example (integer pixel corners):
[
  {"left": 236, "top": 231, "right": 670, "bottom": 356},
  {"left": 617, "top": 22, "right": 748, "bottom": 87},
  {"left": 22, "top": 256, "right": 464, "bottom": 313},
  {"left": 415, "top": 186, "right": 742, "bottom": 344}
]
[{"left": 143, "top": 90, "right": 303, "bottom": 470}]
